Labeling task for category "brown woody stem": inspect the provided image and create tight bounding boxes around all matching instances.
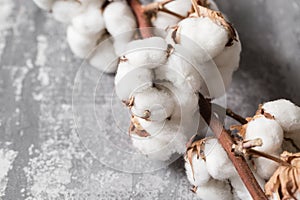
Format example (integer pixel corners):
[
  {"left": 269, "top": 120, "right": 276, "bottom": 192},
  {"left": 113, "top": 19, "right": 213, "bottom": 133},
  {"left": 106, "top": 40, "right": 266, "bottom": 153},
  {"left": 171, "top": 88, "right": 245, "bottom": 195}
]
[
  {"left": 247, "top": 149, "right": 291, "bottom": 167},
  {"left": 198, "top": 94, "right": 268, "bottom": 200},
  {"left": 226, "top": 108, "right": 248, "bottom": 124},
  {"left": 143, "top": 0, "right": 185, "bottom": 19},
  {"left": 127, "top": 0, "right": 153, "bottom": 38}
]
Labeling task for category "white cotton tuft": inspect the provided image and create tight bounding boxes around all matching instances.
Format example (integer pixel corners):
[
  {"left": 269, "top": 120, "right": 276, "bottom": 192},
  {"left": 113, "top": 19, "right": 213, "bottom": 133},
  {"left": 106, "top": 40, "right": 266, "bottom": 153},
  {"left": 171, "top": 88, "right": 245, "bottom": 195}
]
[
  {"left": 115, "top": 62, "right": 153, "bottom": 100},
  {"left": 88, "top": 36, "right": 118, "bottom": 73},
  {"left": 155, "top": 44, "right": 205, "bottom": 92},
  {"left": 185, "top": 153, "right": 210, "bottom": 187},
  {"left": 52, "top": 1, "right": 83, "bottom": 23},
  {"left": 214, "top": 36, "right": 241, "bottom": 90},
  {"left": 196, "top": 179, "right": 233, "bottom": 200},
  {"left": 33, "top": 0, "right": 55, "bottom": 10},
  {"left": 253, "top": 155, "right": 280, "bottom": 180},
  {"left": 177, "top": 17, "right": 228, "bottom": 59},
  {"left": 72, "top": 6, "right": 105, "bottom": 36},
  {"left": 230, "top": 172, "right": 265, "bottom": 200},
  {"left": 131, "top": 118, "right": 187, "bottom": 161},
  {"left": 245, "top": 116, "right": 284, "bottom": 154},
  {"left": 262, "top": 99, "right": 300, "bottom": 132},
  {"left": 283, "top": 130, "right": 300, "bottom": 152},
  {"left": 123, "top": 37, "right": 168, "bottom": 69},
  {"left": 66, "top": 25, "right": 99, "bottom": 58},
  {"left": 204, "top": 138, "right": 236, "bottom": 180},
  {"left": 131, "top": 87, "right": 175, "bottom": 122},
  {"left": 103, "top": 1, "right": 136, "bottom": 40}
]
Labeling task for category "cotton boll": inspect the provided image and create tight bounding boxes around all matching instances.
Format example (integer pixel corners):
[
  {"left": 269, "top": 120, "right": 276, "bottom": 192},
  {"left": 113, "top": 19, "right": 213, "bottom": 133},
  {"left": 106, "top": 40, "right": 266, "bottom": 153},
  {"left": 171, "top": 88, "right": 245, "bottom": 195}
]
[
  {"left": 185, "top": 153, "right": 211, "bottom": 186},
  {"left": 253, "top": 155, "right": 280, "bottom": 180},
  {"left": 262, "top": 99, "right": 300, "bottom": 132},
  {"left": 245, "top": 116, "right": 284, "bottom": 154},
  {"left": 176, "top": 17, "right": 228, "bottom": 59},
  {"left": 103, "top": 1, "right": 136, "bottom": 40},
  {"left": 131, "top": 87, "right": 175, "bottom": 121},
  {"left": 131, "top": 118, "right": 187, "bottom": 160},
  {"left": 88, "top": 36, "right": 119, "bottom": 73},
  {"left": 204, "top": 138, "right": 236, "bottom": 180},
  {"left": 33, "top": 0, "right": 55, "bottom": 11},
  {"left": 124, "top": 37, "right": 168, "bottom": 69},
  {"left": 196, "top": 179, "right": 233, "bottom": 200},
  {"left": 72, "top": 6, "right": 105, "bottom": 36},
  {"left": 66, "top": 25, "right": 99, "bottom": 58},
  {"left": 155, "top": 44, "right": 205, "bottom": 92},
  {"left": 52, "top": 0, "right": 83, "bottom": 23},
  {"left": 115, "top": 62, "right": 153, "bottom": 100},
  {"left": 230, "top": 172, "right": 265, "bottom": 200},
  {"left": 214, "top": 37, "right": 241, "bottom": 90}
]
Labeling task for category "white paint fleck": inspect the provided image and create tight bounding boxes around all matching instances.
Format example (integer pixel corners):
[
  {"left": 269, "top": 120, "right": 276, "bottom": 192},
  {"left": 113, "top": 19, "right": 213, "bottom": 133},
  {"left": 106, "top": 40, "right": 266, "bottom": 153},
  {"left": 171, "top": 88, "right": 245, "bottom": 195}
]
[
  {"left": 9, "top": 66, "right": 29, "bottom": 101},
  {"left": 35, "top": 35, "right": 48, "bottom": 67},
  {"left": 0, "top": 0, "right": 14, "bottom": 61},
  {"left": 0, "top": 148, "right": 18, "bottom": 197}
]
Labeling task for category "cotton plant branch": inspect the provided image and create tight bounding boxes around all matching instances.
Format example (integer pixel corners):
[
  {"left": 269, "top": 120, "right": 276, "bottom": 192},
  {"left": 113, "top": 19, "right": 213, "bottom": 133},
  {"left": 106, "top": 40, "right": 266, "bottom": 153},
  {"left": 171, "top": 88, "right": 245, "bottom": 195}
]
[
  {"left": 127, "top": 0, "right": 268, "bottom": 199},
  {"left": 198, "top": 94, "right": 268, "bottom": 200}
]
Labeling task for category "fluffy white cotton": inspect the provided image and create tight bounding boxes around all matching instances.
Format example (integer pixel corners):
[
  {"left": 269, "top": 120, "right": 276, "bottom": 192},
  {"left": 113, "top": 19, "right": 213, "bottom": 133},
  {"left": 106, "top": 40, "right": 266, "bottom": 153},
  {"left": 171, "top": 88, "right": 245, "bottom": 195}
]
[
  {"left": 123, "top": 37, "right": 168, "bottom": 69},
  {"left": 155, "top": 44, "right": 205, "bottom": 92},
  {"left": 66, "top": 25, "right": 99, "bottom": 58},
  {"left": 185, "top": 153, "right": 211, "bottom": 186},
  {"left": 72, "top": 5, "right": 105, "bottom": 36},
  {"left": 283, "top": 130, "right": 300, "bottom": 152},
  {"left": 245, "top": 116, "right": 284, "bottom": 154},
  {"left": 253, "top": 155, "right": 280, "bottom": 180},
  {"left": 115, "top": 62, "right": 153, "bottom": 100},
  {"left": 88, "top": 36, "right": 118, "bottom": 73},
  {"left": 33, "top": 0, "right": 55, "bottom": 10},
  {"left": 131, "top": 118, "right": 187, "bottom": 161},
  {"left": 152, "top": 0, "right": 191, "bottom": 30},
  {"left": 52, "top": 0, "right": 83, "bottom": 23},
  {"left": 131, "top": 87, "right": 175, "bottom": 121},
  {"left": 177, "top": 17, "right": 228, "bottom": 59},
  {"left": 103, "top": 1, "right": 136, "bottom": 40},
  {"left": 78, "top": 0, "right": 104, "bottom": 7},
  {"left": 230, "top": 172, "right": 265, "bottom": 200},
  {"left": 196, "top": 179, "right": 233, "bottom": 200},
  {"left": 262, "top": 99, "right": 300, "bottom": 132},
  {"left": 214, "top": 36, "right": 241, "bottom": 90},
  {"left": 204, "top": 138, "right": 236, "bottom": 180}
]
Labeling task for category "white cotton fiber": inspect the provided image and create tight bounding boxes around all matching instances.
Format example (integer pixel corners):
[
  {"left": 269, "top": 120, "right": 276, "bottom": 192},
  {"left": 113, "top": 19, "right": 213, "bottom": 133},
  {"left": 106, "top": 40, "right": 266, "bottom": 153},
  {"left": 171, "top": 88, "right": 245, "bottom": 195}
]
[
  {"left": 66, "top": 25, "right": 99, "bottom": 58},
  {"left": 88, "top": 36, "right": 119, "bottom": 73},
  {"left": 131, "top": 87, "right": 175, "bottom": 121},
  {"left": 230, "top": 172, "right": 265, "bottom": 200},
  {"left": 114, "top": 62, "right": 153, "bottom": 100},
  {"left": 52, "top": 0, "right": 83, "bottom": 23},
  {"left": 103, "top": 1, "right": 136, "bottom": 39},
  {"left": 155, "top": 44, "right": 205, "bottom": 92},
  {"left": 262, "top": 99, "right": 300, "bottom": 132},
  {"left": 196, "top": 179, "right": 233, "bottom": 200},
  {"left": 185, "top": 153, "right": 211, "bottom": 187},
  {"left": 245, "top": 116, "right": 284, "bottom": 154},
  {"left": 124, "top": 37, "right": 168, "bottom": 69},
  {"left": 204, "top": 138, "right": 236, "bottom": 180},
  {"left": 214, "top": 36, "right": 241, "bottom": 90},
  {"left": 33, "top": 0, "right": 55, "bottom": 10},
  {"left": 131, "top": 118, "right": 187, "bottom": 161},
  {"left": 283, "top": 130, "right": 300, "bottom": 152},
  {"left": 253, "top": 155, "right": 280, "bottom": 180},
  {"left": 177, "top": 17, "right": 228, "bottom": 59},
  {"left": 72, "top": 5, "right": 105, "bottom": 36}
]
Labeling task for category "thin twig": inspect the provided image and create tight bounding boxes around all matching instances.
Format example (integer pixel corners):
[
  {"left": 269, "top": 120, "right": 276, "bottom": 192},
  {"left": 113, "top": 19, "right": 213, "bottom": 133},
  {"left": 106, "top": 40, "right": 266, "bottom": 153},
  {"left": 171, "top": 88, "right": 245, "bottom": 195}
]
[
  {"left": 143, "top": 0, "right": 185, "bottom": 19},
  {"left": 198, "top": 93, "right": 268, "bottom": 200},
  {"left": 127, "top": 0, "right": 153, "bottom": 38},
  {"left": 226, "top": 108, "right": 248, "bottom": 124},
  {"left": 247, "top": 149, "right": 291, "bottom": 167}
]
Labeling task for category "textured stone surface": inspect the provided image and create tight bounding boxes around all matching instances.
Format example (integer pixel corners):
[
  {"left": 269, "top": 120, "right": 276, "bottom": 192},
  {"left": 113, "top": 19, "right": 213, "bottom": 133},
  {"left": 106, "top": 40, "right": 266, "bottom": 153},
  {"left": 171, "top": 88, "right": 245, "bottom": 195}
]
[{"left": 0, "top": 0, "right": 299, "bottom": 199}]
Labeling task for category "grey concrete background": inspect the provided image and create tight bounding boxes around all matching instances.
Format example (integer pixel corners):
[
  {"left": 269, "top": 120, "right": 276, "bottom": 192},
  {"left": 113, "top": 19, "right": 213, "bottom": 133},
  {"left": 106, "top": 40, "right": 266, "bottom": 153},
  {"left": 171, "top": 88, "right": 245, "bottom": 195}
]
[{"left": 0, "top": 0, "right": 299, "bottom": 199}]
